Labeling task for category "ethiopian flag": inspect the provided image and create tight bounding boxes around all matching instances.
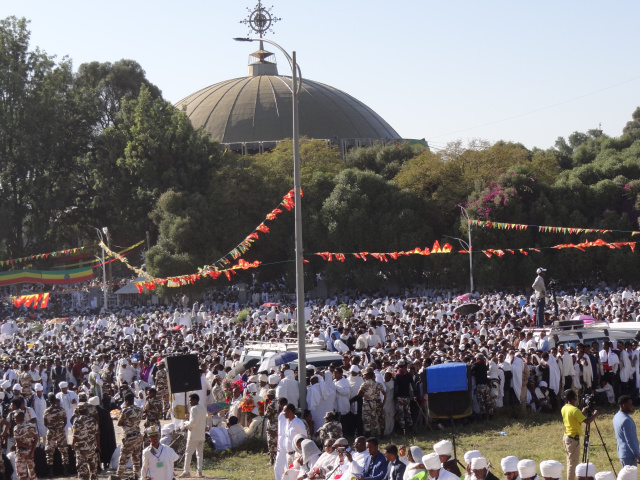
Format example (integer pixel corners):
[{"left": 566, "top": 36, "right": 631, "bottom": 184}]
[{"left": 0, "top": 266, "right": 94, "bottom": 286}]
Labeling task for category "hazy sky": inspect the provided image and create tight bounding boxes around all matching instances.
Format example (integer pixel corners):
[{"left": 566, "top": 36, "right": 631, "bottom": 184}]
[{"left": 5, "top": 1, "right": 639, "bottom": 151}]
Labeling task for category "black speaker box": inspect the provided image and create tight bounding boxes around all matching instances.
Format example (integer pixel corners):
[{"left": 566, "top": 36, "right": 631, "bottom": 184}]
[
  {"left": 165, "top": 354, "right": 202, "bottom": 394},
  {"left": 427, "top": 364, "right": 472, "bottom": 419}
]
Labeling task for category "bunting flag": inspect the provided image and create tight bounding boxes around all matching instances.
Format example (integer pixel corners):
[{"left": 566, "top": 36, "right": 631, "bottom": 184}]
[
  {"left": 209, "top": 189, "right": 301, "bottom": 270},
  {"left": 99, "top": 241, "right": 150, "bottom": 279},
  {"left": 0, "top": 267, "right": 94, "bottom": 287},
  {"left": 0, "top": 247, "right": 90, "bottom": 267},
  {"left": 12, "top": 293, "right": 50, "bottom": 309},
  {"left": 133, "top": 258, "right": 263, "bottom": 290},
  {"left": 314, "top": 240, "right": 454, "bottom": 262},
  {"left": 470, "top": 219, "right": 639, "bottom": 236}
]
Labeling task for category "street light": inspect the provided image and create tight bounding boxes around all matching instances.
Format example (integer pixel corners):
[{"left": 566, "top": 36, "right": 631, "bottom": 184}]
[
  {"left": 234, "top": 37, "right": 307, "bottom": 408},
  {"left": 96, "top": 227, "right": 109, "bottom": 311},
  {"left": 447, "top": 206, "right": 474, "bottom": 293}
]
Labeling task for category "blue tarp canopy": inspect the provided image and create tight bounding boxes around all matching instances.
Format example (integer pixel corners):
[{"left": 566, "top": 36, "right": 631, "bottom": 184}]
[{"left": 426, "top": 362, "right": 468, "bottom": 393}]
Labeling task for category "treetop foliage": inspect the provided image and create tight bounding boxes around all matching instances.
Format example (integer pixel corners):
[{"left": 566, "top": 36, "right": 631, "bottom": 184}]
[{"left": 2, "top": 15, "right": 640, "bottom": 290}]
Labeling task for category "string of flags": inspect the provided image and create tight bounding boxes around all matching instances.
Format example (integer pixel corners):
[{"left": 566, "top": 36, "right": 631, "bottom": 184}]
[
  {"left": 114, "top": 237, "right": 636, "bottom": 290},
  {"left": 99, "top": 241, "right": 148, "bottom": 278},
  {"left": 208, "top": 189, "right": 300, "bottom": 270},
  {"left": 13, "top": 293, "right": 50, "bottom": 309},
  {"left": 470, "top": 219, "right": 639, "bottom": 236},
  {"left": 0, "top": 247, "right": 90, "bottom": 268}
]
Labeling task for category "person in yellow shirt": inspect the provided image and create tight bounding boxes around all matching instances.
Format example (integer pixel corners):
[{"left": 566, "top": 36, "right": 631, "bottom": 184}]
[{"left": 561, "top": 390, "right": 599, "bottom": 480}]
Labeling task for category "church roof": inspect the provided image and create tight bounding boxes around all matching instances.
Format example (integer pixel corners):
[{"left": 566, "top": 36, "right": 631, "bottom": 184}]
[{"left": 174, "top": 75, "right": 400, "bottom": 144}]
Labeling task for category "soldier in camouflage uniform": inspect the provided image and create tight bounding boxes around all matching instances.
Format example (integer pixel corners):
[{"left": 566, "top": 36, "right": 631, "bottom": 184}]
[
  {"left": 358, "top": 368, "right": 385, "bottom": 437},
  {"left": 264, "top": 390, "right": 280, "bottom": 465},
  {"left": 154, "top": 361, "right": 170, "bottom": 419},
  {"left": 18, "top": 365, "right": 33, "bottom": 403},
  {"left": 14, "top": 411, "right": 38, "bottom": 480},
  {"left": 117, "top": 393, "right": 143, "bottom": 477},
  {"left": 44, "top": 394, "right": 70, "bottom": 476},
  {"left": 143, "top": 388, "right": 163, "bottom": 429},
  {"left": 72, "top": 402, "right": 99, "bottom": 480},
  {"left": 316, "top": 411, "right": 343, "bottom": 444}
]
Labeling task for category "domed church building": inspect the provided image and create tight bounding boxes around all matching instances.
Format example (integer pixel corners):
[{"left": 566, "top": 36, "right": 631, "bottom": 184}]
[{"left": 174, "top": 4, "right": 401, "bottom": 156}]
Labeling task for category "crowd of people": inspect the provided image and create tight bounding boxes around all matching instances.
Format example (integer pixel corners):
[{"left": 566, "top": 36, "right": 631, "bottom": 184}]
[{"left": 1, "top": 278, "right": 640, "bottom": 480}]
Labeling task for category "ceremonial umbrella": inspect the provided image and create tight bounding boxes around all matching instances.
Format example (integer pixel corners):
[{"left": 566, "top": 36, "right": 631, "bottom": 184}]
[
  {"left": 206, "top": 402, "right": 230, "bottom": 414},
  {"left": 262, "top": 302, "right": 278, "bottom": 308},
  {"left": 456, "top": 294, "right": 471, "bottom": 303},
  {"left": 228, "top": 358, "right": 260, "bottom": 377},
  {"left": 172, "top": 324, "right": 184, "bottom": 331},
  {"left": 258, "top": 351, "right": 298, "bottom": 373},
  {"left": 572, "top": 314, "right": 596, "bottom": 325},
  {"left": 454, "top": 303, "right": 481, "bottom": 316},
  {"left": 48, "top": 318, "right": 70, "bottom": 325}
]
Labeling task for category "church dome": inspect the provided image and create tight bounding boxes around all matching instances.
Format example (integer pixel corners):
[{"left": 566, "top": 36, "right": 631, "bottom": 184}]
[{"left": 174, "top": 74, "right": 400, "bottom": 145}]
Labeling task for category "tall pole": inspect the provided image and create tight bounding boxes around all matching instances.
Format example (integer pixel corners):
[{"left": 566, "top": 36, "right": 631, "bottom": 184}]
[
  {"left": 460, "top": 206, "right": 474, "bottom": 293},
  {"left": 234, "top": 37, "right": 306, "bottom": 408},
  {"left": 291, "top": 51, "right": 307, "bottom": 409},
  {"left": 101, "top": 242, "right": 107, "bottom": 310}
]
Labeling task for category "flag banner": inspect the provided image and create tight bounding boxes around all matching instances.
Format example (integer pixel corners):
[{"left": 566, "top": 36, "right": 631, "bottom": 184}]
[
  {"left": 0, "top": 267, "right": 94, "bottom": 286},
  {"left": 470, "top": 219, "right": 636, "bottom": 236}
]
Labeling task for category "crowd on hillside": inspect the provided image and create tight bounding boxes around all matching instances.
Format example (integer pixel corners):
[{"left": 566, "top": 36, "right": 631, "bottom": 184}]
[{"left": 1, "top": 280, "right": 640, "bottom": 479}]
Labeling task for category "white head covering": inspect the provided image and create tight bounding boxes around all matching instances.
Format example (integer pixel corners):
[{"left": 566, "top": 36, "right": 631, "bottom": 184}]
[
  {"left": 617, "top": 466, "right": 638, "bottom": 480},
  {"left": 409, "top": 446, "right": 423, "bottom": 463},
  {"left": 594, "top": 473, "right": 615, "bottom": 480},
  {"left": 423, "top": 453, "right": 441, "bottom": 470},
  {"left": 301, "top": 439, "right": 321, "bottom": 464},
  {"left": 575, "top": 463, "right": 595, "bottom": 478},
  {"left": 211, "top": 415, "right": 222, "bottom": 427},
  {"left": 161, "top": 426, "right": 172, "bottom": 435},
  {"left": 464, "top": 450, "right": 483, "bottom": 464},
  {"left": 34, "top": 383, "right": 43, "bottom": 392},
  {"left": 518, "top": 459, "right": 537, "bottom": 479},
  {"left": 59, "top": 381, "right": 68, "bottom": 388},
  {"left": 434, "top": 440, "right": 453, "bottom": 456},
  {"left": 471, "top": 458, "right": 488, "bottom": 470},
  {"left": 88, "top": 396, "right": 100, "bottom": 406},
  {"left": 540, "top": 460, "right": 563, "bottom": 479}
]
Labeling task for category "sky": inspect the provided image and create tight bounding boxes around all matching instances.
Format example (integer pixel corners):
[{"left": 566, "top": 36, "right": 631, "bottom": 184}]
[{"left": 4, "top": 0, "right": 640, "bottom": 151}]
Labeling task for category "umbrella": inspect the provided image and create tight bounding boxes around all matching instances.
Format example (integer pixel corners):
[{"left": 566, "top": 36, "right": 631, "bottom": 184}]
[
  {"left": 172, "top": 324, "right": 184, "bottom": 331},
  {"left": 456, "top": 294, "right": 471, "bottom": 303},
  {"left": 48, "top": 318, "right": 69, "bottom": 325},
  {"left": 259, "top": 351, "right": 298, "bottom": 372},
  {"left": 262, "top": 302, "right": 278, "bottom": 308},
  {"left": 206, "top": 402, "right": 230, "bottom": 414},
  {"left": 573, "top": 314, "right": 596, "bottom": 325},
  {"left": 281, "top": 324, "right": 296, "bottom": 332},
  {"left": 228, "top": 358, "right": 260, "bottom": 378},
  {"left": 454, "top": 303, "right": 481, "bottom": 316}
]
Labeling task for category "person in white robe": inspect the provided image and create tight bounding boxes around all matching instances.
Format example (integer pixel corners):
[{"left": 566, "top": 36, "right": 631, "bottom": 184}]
[{"left": 33, "top": 384, "right": 47, "bottom": 442}]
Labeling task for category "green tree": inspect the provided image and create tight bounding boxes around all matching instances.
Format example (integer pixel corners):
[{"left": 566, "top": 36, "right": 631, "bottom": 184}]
[{"left": 0, "top": 17, "right": 95, "bottom": 257}]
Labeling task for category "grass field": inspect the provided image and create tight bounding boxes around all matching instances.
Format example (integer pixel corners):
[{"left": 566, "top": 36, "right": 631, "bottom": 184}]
[{"left": 200, "top": 405, "right": 632, "bottom": 480}]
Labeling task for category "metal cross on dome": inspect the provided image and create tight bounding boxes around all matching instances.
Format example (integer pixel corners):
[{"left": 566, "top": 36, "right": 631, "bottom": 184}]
[{"left": 239, "top": 1, "right": 281, "bottom": 38}]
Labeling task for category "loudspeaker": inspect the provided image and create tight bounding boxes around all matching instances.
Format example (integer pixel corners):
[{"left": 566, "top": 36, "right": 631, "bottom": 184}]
[
  {"left": 165, "top": 354, "right": 202, "bottom": 393},
  {"left": 426, "top": 363, "right": 472, "bottom": 419}
]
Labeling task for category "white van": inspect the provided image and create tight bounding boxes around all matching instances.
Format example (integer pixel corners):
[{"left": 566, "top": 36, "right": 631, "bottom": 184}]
[
  {"left": 240, "top": 340, "right": 343, "bottom": 371},
  {"left": 531, "top": 321, "right": 640, "bottom": 350}
]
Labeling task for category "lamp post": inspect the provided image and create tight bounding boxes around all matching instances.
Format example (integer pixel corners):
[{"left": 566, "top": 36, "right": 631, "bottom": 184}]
[
  {"left": 444, "top": 206, "right": 474, "bottom": 293},
  {"left": 96, "top": 227, "right": 109, "bottom": 311},
  {"left": 234, "top": 37, "right": 307, "bottom": 408}
]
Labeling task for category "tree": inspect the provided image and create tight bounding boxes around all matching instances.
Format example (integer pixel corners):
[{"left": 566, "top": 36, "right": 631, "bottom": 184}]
[
  {"left": 0, "top": 17, "right": 95, "bottom": 257},
  {"left": 75, "top": 59, "right": 162, "bottom": 131},
  {"left": 623, "top": 107, "right": 640, "bottom": 140},
  {"left": 83, "top": 85, "right": 222, "bottom": 245}
]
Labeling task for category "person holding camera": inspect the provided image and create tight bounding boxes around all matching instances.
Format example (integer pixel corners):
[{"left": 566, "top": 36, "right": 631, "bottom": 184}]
[
  {"left": 532, "top": 267, "right": 547, "bottom": 328},
  {"left": 561, "top": 389, "right": 599, "bottom": 480},
  {"left": 613, "top": 395, "right": 640, "bottom": 467}
]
